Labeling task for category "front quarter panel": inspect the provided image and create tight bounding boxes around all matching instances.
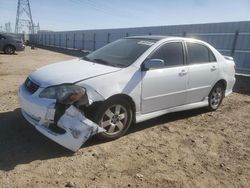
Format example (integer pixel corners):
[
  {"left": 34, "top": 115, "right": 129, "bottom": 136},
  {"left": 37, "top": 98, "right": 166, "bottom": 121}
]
[{"left": 78, "top": 66, "right": 142, "bottom": 112}]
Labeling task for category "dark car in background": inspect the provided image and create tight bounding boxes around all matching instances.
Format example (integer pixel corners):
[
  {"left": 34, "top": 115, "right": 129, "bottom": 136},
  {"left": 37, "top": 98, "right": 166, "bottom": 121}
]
[{"left": 0, "top": 33, "right": 25, "bottom": 54}]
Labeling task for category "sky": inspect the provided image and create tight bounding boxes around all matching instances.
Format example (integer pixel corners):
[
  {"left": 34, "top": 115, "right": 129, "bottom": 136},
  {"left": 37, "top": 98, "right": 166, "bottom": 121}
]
[{"left": 0, "top": 0, "right": 250, "bottom": 32}]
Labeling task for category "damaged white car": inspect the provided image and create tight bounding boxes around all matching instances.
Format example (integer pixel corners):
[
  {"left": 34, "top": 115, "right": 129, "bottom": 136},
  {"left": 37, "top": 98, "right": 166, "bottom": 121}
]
[{"left": 19, "top": 36, "right": 235, "bottom": 151}]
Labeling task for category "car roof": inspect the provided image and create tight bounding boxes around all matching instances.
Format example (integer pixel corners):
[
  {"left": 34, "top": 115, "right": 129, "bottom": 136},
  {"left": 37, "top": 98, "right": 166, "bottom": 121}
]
[
  {"left": 126, "top": 35, "right": 170, "bottom": 40},
  {"left": 126, "top": 35, "right": 203, "bottom": 43}
]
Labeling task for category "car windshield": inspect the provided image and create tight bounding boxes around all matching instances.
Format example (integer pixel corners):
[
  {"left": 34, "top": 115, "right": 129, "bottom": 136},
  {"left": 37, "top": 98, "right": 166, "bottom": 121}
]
[{"left": 83, "top": 38, "right": 157, "bottom": 68}]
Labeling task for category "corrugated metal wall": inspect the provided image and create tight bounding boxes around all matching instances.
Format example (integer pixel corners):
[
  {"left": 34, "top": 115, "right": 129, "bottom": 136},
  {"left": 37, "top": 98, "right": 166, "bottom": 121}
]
[{"left": 29, "top": 21, "right": 250, "bottom": 72}]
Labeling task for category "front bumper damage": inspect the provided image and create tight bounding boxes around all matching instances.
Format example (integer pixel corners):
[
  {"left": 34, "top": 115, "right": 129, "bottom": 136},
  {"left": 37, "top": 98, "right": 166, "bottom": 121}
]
[{"left": 19, "top": 85, "right": 105, "bottom": 152}]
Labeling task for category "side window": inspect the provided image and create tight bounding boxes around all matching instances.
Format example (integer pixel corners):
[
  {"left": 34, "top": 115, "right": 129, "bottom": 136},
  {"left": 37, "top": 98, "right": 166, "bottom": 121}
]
[
  {"left": 187, "top": 42, "right": 216, "bottom": 64},
  {"left": 150, "top": 42, "right": 184, "bottom": 67}
]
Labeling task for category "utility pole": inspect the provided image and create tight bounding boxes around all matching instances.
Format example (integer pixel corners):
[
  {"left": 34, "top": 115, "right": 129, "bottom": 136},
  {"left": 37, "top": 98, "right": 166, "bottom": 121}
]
[{"left": 15, "top": 0, "right": 35, "bottom": 34}]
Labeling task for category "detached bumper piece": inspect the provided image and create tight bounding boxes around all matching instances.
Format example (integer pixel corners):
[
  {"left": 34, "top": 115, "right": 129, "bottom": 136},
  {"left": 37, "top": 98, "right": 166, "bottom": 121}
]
[{"left": 36, "top": 106, "right": 105, "bottom": 151}]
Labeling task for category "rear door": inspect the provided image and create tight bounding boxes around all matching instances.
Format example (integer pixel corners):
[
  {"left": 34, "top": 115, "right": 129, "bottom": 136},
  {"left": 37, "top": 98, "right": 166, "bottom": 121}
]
[
  {"left": 185, "top": 42, "right": 219, "bottom": 104},
  {"left": 141, "top": 41, "right": 188, "bottom": 114}
]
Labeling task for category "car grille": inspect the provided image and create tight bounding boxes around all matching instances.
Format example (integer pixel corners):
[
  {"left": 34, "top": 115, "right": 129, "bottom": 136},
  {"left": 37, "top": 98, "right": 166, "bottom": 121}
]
[{"left": 24, "top": 78, "right": 40, "bottom": 94}]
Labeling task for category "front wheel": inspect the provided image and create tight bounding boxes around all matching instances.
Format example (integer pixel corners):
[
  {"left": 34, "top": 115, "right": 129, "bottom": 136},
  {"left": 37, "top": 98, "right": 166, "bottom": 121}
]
[
  {"left": 4, "top": 45, "right": 15, "bottom": 54},
  {"left": 207, "top": 83, "right": 225, "bottom": 111},
  {"left": 95, "top": 98, "right": 133, "bottom": 140}
]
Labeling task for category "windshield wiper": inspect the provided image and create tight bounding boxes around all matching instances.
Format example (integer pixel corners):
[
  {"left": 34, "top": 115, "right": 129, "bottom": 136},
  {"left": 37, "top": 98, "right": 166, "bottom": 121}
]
[
  {"left": 112, "top": 63, "right": 126, "bottom": 68},
  {"left": 82, "top": 57, "right": 112, "bottom": 66},
  {"left": 82, "top": 56, "right": 91, "bottom": 61},
  {"left": 82, "top": 57, "right": 124, "bottom": 68},
  {"left": 92, "top": 58, "right": 113, "bottom": 66}
]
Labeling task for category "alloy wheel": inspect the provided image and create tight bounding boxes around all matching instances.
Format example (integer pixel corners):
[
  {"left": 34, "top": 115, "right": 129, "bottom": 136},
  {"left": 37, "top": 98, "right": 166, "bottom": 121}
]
[
  {"left": 210, "top": 87, "right": 223, "bottom": 109},
  {"left": 100, "top": 104, "right": 128, "bottom": 136}
]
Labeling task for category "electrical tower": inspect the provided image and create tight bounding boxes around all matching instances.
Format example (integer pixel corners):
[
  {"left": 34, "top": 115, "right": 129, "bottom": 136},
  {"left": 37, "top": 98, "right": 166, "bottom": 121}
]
[{"left": 15, "top": 0, "right": 34, "bottom": 34}]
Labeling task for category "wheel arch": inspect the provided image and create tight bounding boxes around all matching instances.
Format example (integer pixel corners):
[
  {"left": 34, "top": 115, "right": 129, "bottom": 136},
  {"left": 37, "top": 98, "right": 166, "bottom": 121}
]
[
  {"left": 83, "top": 93, "right": 136, "bottom": 124},
  {"left": 4, "top": 44, "right": 16, "bottom": 50},
  {"left": 215, "top": 79, "right": 227, "bottom": 90},
  {"left": 211, "top": 79, "right": 227, "bottom": 96}
]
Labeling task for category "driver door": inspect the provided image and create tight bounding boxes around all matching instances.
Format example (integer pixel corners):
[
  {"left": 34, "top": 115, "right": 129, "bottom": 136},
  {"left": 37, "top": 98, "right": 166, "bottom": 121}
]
[{"left": 141, "top": 41, "right": 188, "bottom": 114}]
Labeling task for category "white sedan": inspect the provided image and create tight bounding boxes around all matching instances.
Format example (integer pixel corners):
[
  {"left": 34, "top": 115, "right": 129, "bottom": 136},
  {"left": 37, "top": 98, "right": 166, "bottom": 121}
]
[{"left": 19, "top": 36, "right": 236, "bottom": 151}]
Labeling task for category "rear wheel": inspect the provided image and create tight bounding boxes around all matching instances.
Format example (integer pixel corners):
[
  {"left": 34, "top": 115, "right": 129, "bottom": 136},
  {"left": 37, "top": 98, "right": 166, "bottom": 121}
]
[
  {"left": 207, "top": 83, "right": 225, "bottom": 111},
  {"left": 95, "top": 98, "right": 133, "bottom": 140},
  {"left": 4, "top": 45, "right": 15, "bottom": 54}
]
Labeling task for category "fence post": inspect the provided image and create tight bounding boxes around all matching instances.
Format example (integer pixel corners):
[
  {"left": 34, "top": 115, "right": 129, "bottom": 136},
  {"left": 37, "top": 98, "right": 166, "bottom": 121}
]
[
  {"left": 149, "top": 32, "right": 152, "bottom": 35},
  {"left": 126, "top": 32, "right": 129, "bottom": 37},
  {"left": 73, "top": 33, "right": 76, "bottom": 49},
  {"left": 93, "top": 33, "right": 96, "bottom": 50},
  {"left": 82, "top": 32, "right": 85, "bottom": 50},
  {"left": 66, "top": 33, "right": 68, "bottom": 48},
  {"left": 54, "top": 34, "right": 56, "bottom": 46},
  {"left": 49, "top": 34, "right": 51, "bottom": 46},
  {"left": 231, "top": 30, "right": 239, "bottom": 57},
  {"left": 82, "top": 33, "right": 85, "bottom": 50},
  {"left": 59, "top": 33, "right": 61, "bottom": 48},
  {"left": 182, "top": 31, "right": 186, "bottom": 37},
  {"left": 45, "top": 34, "right": 47, "bottom": 45},
  {"left": 107, "top": 32, "right": 110, "bottom": 44}
]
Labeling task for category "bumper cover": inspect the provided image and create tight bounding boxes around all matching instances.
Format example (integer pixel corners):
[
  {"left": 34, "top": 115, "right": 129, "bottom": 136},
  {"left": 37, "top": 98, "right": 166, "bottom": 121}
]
[{"left": 19, "top": 85, "right": 104, "bottom": 152}]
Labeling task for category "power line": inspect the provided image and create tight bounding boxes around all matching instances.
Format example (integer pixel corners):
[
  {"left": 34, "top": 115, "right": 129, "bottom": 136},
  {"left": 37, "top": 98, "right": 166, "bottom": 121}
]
[{"left": 68, "top": 0, "right": 133, "bottom": 25}]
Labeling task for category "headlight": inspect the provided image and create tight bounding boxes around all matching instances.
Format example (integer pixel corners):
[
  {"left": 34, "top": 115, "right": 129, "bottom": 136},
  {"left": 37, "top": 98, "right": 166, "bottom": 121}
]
[{"left": 39, "top": 85, "right": 86, "bottom": 104}]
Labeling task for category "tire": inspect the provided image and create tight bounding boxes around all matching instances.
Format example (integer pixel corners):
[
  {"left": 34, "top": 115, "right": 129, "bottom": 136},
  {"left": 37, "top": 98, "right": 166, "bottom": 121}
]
[
  {"left": 94, "top": 98, "right": 133, "bottom": 140},
  {"left": 4, "top": 45, "right": 15, "bottom": 54},
  {"left": 207, "top": 83, "right": 225, "bottom": 111}
]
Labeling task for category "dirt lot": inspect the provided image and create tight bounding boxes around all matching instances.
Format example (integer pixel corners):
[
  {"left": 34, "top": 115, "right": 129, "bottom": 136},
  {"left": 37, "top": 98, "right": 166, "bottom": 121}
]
[{"left": 0, "top": 48, "right": 250, "bottom": 188}]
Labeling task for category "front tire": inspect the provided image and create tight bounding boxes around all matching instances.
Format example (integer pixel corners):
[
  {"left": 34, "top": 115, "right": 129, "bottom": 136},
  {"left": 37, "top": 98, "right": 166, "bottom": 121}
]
[
  {"left": 95, "top": 98, "right": 133, "bottom": 140},
  {"left": 4, "top": 45, "right": 15, "bottom": 54},
  {"left": 207, "top": 83, "right": 225, "bottom": 111}
]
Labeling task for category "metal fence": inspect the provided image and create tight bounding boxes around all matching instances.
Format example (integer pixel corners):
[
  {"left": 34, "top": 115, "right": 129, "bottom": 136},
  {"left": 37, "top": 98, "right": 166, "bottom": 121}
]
[{"left": 29, "top": 21, "right": 250, "bottom": 73}]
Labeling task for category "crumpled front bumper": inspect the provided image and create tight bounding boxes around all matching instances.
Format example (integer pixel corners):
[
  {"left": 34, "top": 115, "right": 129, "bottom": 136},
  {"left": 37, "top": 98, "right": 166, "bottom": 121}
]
[{"left": 19, "top": 84, "right": 104, "bottom": 152}]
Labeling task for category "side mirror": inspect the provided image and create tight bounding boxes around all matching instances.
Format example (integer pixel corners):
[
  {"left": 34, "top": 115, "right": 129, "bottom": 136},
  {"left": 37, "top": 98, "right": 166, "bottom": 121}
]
[{"left": 141, "top": 59, "right": 165, "bottom": 71}]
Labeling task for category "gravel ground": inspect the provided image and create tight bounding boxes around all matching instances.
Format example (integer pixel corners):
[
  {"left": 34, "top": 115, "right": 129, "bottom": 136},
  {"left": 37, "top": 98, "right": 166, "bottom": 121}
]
[{"left": 0, "top": 48, "right": 250, "bottom": 188}]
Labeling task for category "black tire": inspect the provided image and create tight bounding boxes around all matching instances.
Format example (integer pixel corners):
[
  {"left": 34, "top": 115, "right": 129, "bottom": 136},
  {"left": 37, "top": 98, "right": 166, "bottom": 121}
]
[
  {"left": 207, "top": 83, "right": 225, "bottom": 111},
  {"left": 94, "top": 98, "right": 133, "bottom": 140},
  {"left": 4, "top": 45, "right": 15, "bottom": 54}
]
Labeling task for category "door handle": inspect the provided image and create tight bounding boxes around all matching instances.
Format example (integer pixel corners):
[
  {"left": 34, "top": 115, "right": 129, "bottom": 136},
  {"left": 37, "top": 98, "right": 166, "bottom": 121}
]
[
  {"left": 179, "top": 70, "right": 188, "bottom": 76},
  {"left": 211, "top": 66, "right": 217, "bottom": 71}
]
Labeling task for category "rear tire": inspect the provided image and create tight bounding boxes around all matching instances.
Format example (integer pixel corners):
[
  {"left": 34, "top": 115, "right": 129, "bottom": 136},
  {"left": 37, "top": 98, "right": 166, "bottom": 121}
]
[
  {"left": 4, "top": 45, "right": 15, "bottom": 54},
  {"left": 94, "top": 98, "right": 133, "bottom": 140},
  {"left": 207, "top": 83, "right": 225, "bottom": 111}
]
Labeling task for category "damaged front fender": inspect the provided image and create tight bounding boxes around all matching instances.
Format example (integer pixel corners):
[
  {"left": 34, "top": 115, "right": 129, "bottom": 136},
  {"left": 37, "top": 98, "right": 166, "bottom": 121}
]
[{"left": 37, "top": 105, "right": 105, "bottom": 152}]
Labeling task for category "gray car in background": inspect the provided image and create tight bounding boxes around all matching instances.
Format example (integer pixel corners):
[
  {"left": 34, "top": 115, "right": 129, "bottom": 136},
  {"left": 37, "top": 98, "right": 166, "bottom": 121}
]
[{"left": 0, "top": 33, "right": 25, "bottom": 54}]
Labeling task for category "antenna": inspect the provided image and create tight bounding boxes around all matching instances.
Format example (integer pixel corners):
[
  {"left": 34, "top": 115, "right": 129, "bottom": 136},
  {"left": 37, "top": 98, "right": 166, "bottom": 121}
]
[{"left": 15, "top": 0, "right": 35, "bottom": 34}]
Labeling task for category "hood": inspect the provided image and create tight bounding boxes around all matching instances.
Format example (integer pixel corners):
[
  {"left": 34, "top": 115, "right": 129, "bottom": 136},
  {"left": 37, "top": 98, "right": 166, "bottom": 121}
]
[{"left": 29, "top": 59, "right": 121, "bottom": 87}]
